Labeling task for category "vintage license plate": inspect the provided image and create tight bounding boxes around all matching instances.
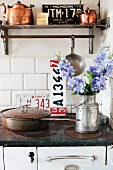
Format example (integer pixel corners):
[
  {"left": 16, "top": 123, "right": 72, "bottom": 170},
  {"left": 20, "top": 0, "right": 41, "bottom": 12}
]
[
  {"left": 16, "top": 94, "right": 50, "bottom": 110},
  {"left": 50, "top": 60, "right": 66, "bottom": 116},
  {"left": 42, "top": 4, "right": 84, "bottom": 24}
]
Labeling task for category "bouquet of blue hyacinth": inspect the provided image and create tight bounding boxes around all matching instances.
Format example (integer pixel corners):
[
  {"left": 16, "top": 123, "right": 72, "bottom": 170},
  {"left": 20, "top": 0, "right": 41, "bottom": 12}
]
[{"left": 55, "top": 46, "right": 113, "bottom": 95}]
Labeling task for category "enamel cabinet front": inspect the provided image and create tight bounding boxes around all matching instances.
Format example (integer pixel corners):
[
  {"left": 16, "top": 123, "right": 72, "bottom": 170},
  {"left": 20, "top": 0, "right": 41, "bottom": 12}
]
[
  {"left": 107, "top": 145, "right": 113, "bottom": 165},
  {"left": 4, "top": 147, "right": 37, "bottom": 170},
  {"left": 0, "top": 146, "right": 4, "bottom": 170},
  {"left": 38, "top": 146, "right": 106, "bottom": 170}
]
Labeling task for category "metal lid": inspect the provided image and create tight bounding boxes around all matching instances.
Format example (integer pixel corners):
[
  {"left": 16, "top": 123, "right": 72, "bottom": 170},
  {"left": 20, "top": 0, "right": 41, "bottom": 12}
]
[{"left": 1, "top": 105, "right": 50, "bottom": 119}]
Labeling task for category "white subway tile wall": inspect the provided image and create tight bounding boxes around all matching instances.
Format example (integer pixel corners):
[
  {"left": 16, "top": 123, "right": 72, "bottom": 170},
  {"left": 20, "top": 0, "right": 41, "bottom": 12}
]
[
  {"left": 102, "top": 91, "right": 112, "bottom": 117},
  {"left": 0, "top": 58, "right": 11, "bottom": 73},
  {"left": 24, "top": 74, "right": 47, "bottom": 90},
  {"left": 101, "top": 9, "right": 113, "bottom": 119},
  {"left": 0, "top": 74, "right": 23, "bottom": 90},
  {"left": 11, "top": 58, "right": 35, "bottom": 73},
  {"left": 0, "top": 56, "right": 103, "bottom": 113},
  {"left": 0, "top": 91, "right": 11, "bottom": 106},
  {"left": 0, "top": 54, "right": 103, "bottom": 112},
  {"left": 102, "top": 77, "right": 113, "bottom": 118},
  {"left": 36, "top": 58, "right": 50, "bottom": 73},
  {"left": 66, "top": 90, "right": 79, "bottom": 106}
]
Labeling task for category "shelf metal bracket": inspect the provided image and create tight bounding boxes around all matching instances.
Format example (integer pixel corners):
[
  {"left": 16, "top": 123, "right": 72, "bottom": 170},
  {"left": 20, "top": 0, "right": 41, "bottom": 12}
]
[
  {"left": 1, "top": 29, "right": 8, "bottom": 55},
  {"left": 100, "top": 17, "right": 110, "bottom": 30},
  {"left": 89, "top": 28, "right": 94, "bottom": 54}
]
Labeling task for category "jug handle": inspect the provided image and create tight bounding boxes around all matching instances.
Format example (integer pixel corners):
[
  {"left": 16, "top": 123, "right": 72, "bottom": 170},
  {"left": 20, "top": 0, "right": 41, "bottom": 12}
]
[
  {"left": 0, "top": 3, "right": 6, "bottom": 18},
  {"left": 72, "top": 103, "right": 82, "bottom": 112}
]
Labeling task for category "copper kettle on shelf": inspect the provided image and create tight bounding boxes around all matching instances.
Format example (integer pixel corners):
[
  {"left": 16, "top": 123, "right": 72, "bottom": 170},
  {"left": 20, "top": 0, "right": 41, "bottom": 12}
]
[
  {"left": 79, "top": 7, "right": 97, "bottom": 24},
  {"left": 0, "top": 1, "right": 34, "bottom": 25}
]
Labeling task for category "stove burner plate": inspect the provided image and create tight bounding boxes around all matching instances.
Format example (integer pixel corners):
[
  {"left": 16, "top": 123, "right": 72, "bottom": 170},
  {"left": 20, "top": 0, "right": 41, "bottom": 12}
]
[
  {"left": 0, "top": 123, "right": 58, "bottom": 138},
  {"left": 64, "top": 126, "right": 102, "bottom": 139},
  {"left": 12, "top": 123, "right": 58, "bottom": 138}
]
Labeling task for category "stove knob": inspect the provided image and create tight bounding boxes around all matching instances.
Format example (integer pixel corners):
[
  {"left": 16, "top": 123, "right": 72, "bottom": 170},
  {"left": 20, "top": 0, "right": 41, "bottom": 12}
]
[
  {"left": 28, "top": 151, "right": 34, "bottom": 163},
  {"left": 64, "top": 164, "right": 80, "bottom": 170}
]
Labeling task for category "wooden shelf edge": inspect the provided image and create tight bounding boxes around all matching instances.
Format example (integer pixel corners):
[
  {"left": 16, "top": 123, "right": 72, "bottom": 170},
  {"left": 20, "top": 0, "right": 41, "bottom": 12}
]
[{"left": 0, "top": 23, "right": 107, "bottom": 30}]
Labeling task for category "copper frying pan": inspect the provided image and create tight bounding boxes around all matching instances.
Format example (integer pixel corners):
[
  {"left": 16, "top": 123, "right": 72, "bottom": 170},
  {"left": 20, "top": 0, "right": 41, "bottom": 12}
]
[{"left": 1, "top": 105, "right": 80, "bottom": 131}]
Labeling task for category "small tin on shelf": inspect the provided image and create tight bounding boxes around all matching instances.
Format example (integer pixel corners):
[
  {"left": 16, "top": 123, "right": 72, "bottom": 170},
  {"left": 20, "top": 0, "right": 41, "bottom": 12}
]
[{"left": 36, "top": 12, "right": 48, "bottom": 25}]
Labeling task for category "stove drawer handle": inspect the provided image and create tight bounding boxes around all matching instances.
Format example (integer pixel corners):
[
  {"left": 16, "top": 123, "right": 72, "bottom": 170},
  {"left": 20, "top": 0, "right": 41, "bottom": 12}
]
[{"left": 46, "top": 155, "right": 96, "bottom": 162}]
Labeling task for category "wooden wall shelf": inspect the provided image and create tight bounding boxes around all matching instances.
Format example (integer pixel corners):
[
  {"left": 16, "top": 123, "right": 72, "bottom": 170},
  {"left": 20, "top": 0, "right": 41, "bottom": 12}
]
[{"left": 0, "top": 18, "right": 110, "bottom": 55}]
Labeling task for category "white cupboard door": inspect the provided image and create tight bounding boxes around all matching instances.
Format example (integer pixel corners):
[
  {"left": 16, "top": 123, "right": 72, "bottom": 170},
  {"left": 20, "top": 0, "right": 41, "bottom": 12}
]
[
  {"left": 4, "top": 147, "right": 37, "bottom": 170},
  {"left": 38, "top": 146, "right": 106, "bottom": 170},
  {"left": 107, "top": 145, "right": 113, "bottom": 165},
  {"left": 0, "top": 146, "right": 4, "bottom": 170}
]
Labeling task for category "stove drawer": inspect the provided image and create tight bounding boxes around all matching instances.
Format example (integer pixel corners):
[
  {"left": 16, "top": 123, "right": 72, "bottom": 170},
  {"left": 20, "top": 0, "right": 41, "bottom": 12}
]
[
  {"left": 4, "top": 147, "right": 37, "bottom": 170},
  {"left": 83, "top": 166, "right": 113, "bottom": 170},
  {"left": 38, "top": 146, "right": 106, "bottom": 170},
  {"left": 65, "top": 165, "right": 113, "bottom": 170}
]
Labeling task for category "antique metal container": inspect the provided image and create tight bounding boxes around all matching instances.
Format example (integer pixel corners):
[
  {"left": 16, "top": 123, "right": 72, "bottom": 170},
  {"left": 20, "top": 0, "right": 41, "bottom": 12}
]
[
  {"left": 0, "top": 1, "right": 34, "bottom": 25},
  {"left": 75, "top": 95, "right": 99, "bottom": 133},
  {"left": 79, "top": 8, "right": 97, "bottom": 24}
]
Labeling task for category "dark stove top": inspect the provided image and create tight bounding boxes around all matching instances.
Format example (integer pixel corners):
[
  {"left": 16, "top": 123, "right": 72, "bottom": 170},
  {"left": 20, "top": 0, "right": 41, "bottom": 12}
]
[
  {"left": 12, "top": 124, "right": 58, "bottom": 138},
  {"left": 64, "top": 127, "right": 103, "bottom": 139},
  {"left": 0, "top": 116, "right": 113, "bottom": 146}
]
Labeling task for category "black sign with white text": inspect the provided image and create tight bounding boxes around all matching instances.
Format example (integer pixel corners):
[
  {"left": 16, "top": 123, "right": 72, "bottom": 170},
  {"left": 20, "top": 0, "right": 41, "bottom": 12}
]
[{"left": 42, "top": 4, "right": 84, "bottom": 24}]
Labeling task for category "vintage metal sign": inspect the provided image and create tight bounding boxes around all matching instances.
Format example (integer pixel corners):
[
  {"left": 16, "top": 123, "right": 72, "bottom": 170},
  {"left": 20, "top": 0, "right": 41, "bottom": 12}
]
[
  {"left": 16, "top": 94, "right": 50, "bottom": 110},
  {"left": 50, "top": 60, "right": 66, "bottom": 116},
  {"left": 42, "top": 4, "right": 84, "bottom": 24},
  {"left": 16, "top": 60, "right": 66, "bottom": 116}
]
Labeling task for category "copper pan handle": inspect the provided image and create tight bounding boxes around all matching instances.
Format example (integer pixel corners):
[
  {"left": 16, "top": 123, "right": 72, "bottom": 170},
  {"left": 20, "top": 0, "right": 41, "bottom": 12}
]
[{"left": 40, "top": 118, "right": 81, "bottom": 122}]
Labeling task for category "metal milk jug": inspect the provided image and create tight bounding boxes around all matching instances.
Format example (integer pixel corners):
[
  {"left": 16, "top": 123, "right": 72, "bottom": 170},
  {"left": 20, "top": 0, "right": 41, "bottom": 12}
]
[{"left": 75, "top": 95, "right": 99, "bottom": 133}]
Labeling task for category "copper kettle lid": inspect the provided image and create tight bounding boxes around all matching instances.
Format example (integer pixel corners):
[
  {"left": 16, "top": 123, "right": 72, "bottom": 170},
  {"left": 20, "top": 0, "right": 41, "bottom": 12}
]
[
  {"left": 12, "top": 1, "right": 35, "bottom": 8},
  {"left": 12, "top": 1, "right": 25, "bottom": 8},
  {"left": 1, "top": 105, "right": 50, "bottom": 119}
]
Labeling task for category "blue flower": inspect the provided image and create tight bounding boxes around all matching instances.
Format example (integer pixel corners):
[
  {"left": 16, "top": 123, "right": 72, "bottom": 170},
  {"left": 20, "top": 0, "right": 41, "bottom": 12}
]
[
  {"left": 58, "top": 59, "right": 75, "bottom": 79},
  {"left": 105, "top": 65, "right": 113, "bottom": 77},
  {"left": 95, "top": 50, "right": 107, "bottom": 64},
  {"left": 92, "top": 76, "right": 106, "bottom": 92},
  {"left": 56, "top": 45, "right": 113, "bottom": 95},
  {"left": 89, "top": 66, "right": 104, "bottom": 76},
  {"left": 67, "top": 77, "right": 85, "bottom": 94},
  {"left": 67, "top": 77, "right": 77, "bottom": 89}
]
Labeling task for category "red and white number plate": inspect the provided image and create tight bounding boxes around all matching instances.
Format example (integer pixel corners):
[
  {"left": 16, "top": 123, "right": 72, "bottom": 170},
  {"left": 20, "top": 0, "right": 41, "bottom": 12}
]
[
  {"left": 50, "top": 60, "right": 66, "bottom": 116},
  {"left": 16, "top": 94, "right": 50, "bottom": 110}
]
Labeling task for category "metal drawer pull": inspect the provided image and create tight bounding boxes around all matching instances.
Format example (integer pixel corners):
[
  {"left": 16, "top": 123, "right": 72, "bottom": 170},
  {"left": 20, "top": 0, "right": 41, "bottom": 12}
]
[
  {"left": 64, "top": 164, "right": 80, "bottom": 170},
  {"left": 46, "top": 155, "right": 96, "bottom": 162}
]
